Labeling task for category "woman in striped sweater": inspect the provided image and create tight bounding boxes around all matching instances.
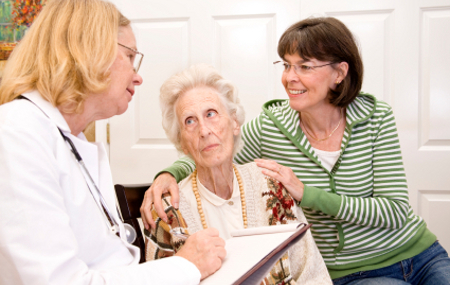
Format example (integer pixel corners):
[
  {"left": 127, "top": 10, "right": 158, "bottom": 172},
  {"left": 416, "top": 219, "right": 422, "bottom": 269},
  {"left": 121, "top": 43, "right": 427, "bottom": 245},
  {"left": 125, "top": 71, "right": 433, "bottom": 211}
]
[{"left": 142, "top": 17, "right": 450, "bottom": 284}]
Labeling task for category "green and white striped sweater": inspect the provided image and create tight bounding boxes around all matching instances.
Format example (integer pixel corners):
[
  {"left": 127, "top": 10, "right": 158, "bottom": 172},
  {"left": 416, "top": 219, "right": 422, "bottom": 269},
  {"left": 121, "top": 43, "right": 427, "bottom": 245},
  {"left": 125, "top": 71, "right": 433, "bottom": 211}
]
[{"left": 162, "top": 93, "right": 436, "bottom": 279}]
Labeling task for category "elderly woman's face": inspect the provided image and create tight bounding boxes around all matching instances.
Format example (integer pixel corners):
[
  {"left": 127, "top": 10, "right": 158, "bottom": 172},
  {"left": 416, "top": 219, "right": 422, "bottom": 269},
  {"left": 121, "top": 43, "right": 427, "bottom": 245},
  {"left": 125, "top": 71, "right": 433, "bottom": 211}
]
[
  {"left": 176, "top": 86, "right": 239, "bottom": 168},
  {"left": 92, "top": 25, "right": 143, "bottom": 119}
]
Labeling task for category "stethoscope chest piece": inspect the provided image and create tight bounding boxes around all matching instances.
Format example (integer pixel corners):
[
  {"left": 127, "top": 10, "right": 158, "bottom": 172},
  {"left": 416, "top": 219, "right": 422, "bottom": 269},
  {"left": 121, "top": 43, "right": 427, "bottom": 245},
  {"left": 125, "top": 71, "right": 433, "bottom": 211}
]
[{"left": 123, "top": 223, "right": 137, "bottom": 244}]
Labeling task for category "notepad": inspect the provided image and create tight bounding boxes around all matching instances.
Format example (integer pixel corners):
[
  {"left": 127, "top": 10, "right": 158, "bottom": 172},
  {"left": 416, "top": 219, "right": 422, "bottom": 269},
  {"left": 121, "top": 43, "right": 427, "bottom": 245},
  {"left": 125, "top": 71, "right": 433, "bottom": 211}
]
[{"left": 200, "top": 223, "right": 312, "bottom": 285}]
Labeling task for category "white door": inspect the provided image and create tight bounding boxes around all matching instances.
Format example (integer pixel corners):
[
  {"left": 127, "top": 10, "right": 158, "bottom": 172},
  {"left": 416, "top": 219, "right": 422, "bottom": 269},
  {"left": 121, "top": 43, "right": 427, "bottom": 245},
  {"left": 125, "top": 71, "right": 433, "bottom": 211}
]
[
  {"left": 107, "top": 0, "right": 301, "bottom": 183},
  {"left": 104, "top": 0, "right": 450, "bottom": 251}
]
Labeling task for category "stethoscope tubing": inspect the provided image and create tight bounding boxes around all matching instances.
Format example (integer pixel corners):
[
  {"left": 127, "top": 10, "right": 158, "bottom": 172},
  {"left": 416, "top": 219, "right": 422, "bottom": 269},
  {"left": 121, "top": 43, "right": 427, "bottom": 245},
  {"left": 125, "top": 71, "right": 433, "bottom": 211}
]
[
  {"left": 58, "top": 129, "right": 136, "bottom": 244},
  {"left": 18, "top": 95, "right": 137, "bottom": 244}
]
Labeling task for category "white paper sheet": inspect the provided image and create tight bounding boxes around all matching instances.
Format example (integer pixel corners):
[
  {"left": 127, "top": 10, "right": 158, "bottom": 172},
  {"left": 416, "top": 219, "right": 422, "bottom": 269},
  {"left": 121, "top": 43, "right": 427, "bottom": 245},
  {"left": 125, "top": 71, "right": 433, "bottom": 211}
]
[{"left": 200, "top": 223, "right": 306, "bottom": 285}]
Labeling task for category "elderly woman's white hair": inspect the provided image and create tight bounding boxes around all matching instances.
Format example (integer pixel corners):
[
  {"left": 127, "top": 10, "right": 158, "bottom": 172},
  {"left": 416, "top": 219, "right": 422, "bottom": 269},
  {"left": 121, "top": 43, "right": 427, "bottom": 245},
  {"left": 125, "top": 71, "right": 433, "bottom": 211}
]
[{"left": 160, "top": 64, "right": 245, "bottom": 156}]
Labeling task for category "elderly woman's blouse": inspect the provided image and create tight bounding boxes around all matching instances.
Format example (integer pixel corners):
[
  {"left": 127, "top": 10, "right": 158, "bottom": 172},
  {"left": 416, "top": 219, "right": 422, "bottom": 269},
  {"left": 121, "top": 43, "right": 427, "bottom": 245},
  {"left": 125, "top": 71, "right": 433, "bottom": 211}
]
[{"left": 178, "top": 171, "right": 245, "bottom": 239}]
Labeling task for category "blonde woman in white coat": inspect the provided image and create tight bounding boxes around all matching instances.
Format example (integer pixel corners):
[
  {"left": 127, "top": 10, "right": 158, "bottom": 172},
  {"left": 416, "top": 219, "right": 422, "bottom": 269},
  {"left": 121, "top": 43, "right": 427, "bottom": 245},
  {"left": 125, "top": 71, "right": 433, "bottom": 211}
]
[{"left": 0, "top": 1, "right": 225, "bottom": 284}]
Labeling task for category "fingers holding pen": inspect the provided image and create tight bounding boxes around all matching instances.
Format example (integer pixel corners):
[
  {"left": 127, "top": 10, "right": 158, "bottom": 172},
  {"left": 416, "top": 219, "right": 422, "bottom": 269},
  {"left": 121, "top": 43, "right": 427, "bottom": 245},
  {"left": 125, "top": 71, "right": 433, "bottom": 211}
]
[{"left": 176, "top": 228, "right": 226, "bottom": 280}]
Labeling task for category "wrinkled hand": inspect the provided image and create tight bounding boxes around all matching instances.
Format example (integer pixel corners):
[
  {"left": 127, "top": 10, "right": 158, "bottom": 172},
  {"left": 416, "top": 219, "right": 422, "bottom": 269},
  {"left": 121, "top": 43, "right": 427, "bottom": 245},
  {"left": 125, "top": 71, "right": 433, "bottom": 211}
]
[
  {"left": 176, "top": 228, "right": 226, "bottom": 280},
  {"left": 255, "top": 159, "right": 304, "bottom": 201},
  {"left": 140, "top": 172, "right": 180, "bottom": 230}
]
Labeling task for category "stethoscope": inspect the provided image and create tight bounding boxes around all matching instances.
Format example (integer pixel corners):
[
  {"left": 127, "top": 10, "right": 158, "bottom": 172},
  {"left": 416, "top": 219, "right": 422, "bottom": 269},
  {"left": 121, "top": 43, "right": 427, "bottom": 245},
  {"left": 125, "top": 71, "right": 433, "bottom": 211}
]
[
  {"left": 18, "top": 95, "right": 137, "bottom": 245},
  {"left": 58, "top": 129, "right": 138, "bottom": 244}
]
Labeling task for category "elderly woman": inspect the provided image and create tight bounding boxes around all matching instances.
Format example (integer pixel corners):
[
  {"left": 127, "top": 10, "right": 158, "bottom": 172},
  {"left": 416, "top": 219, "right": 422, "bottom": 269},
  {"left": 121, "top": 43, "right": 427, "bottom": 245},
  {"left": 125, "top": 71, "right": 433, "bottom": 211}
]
[
  {"left": 144, "top": 17, "right": 450, "bottom": 284},
  {"left": 144, "top": 64, "right": 331, "bottom": 285},
  {"left": 0, "top": 0, "right": 226, "bottom": 284}
]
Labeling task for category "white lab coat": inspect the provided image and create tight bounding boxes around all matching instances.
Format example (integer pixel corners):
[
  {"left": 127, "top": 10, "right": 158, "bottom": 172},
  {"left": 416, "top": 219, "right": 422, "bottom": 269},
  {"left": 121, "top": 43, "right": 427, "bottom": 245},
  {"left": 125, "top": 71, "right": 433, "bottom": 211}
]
[{"left": 0, "top": 91, "right": 200, "bottom": 285}]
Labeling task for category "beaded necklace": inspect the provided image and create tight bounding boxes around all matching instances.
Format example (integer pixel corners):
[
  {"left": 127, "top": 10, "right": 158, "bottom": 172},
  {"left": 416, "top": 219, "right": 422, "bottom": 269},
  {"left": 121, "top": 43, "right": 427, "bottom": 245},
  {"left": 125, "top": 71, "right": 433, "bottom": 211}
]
[{"left": 191, "top": 165, "right": 247, "bottom": 229}]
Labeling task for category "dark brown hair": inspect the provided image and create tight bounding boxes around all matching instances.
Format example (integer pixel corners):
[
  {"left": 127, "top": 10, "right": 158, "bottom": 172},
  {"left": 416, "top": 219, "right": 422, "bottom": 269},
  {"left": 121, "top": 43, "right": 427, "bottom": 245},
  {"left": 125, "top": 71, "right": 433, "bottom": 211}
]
[{"left": 278, "top": 17, "right": 363, "bottom": 107}]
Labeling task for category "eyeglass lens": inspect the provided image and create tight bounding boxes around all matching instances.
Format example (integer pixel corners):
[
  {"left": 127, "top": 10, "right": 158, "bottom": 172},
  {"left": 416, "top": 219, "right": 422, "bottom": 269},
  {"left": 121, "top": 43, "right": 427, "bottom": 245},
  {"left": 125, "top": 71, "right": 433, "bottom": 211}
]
[
  {"left": 133, "top": 53, "right": 142, "bottom": 73},
  {"left": 118, "top": 43, "right": 143, "bottom": 73},
  {"left": 273, "top": 61, "right": 334, "bottom": 76}
]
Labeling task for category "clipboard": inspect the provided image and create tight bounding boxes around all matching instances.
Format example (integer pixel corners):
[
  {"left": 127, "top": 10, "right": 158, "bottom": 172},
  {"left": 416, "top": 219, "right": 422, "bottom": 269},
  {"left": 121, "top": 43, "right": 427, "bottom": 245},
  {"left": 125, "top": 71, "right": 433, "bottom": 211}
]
[
  {"left": 200, "top": 223, "right": 312, "bottom": 285},
  {"left": 234, "top": 223, "right": 312, "bottom": 285}
]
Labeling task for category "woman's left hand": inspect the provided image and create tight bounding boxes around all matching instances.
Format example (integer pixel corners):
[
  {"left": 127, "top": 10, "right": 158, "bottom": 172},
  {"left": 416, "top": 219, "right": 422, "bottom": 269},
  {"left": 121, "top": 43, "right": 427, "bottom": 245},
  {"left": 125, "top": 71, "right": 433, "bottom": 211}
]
[{"left": 255, "top": 159, "right": 304, "bottom": 201}]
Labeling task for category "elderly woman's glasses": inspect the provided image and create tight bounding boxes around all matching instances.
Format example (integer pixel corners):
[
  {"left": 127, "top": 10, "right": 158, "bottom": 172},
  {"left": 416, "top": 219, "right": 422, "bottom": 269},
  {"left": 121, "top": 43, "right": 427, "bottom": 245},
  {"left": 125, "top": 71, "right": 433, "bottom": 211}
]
[
  {"left": 273, "top": 61, "right": 336, "bottom": 76},
  {"left": 118, "top": 43, "right": 144, "bottom": 73}
]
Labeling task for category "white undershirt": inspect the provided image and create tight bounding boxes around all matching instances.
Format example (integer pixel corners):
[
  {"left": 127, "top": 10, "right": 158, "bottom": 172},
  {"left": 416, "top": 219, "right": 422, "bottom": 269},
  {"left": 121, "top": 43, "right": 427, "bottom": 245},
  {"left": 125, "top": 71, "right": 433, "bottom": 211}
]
[
  {"left": 311, "top": 147, "right": 341, "bottom": 172},
  {"left": 181, "top": 171, "right": 245, "bottom": 240}
]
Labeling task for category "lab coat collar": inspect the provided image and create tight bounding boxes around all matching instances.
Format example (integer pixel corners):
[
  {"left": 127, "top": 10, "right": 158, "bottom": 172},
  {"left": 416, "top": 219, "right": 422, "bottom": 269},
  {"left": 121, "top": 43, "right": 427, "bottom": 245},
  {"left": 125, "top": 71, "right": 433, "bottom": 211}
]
[
  {"left": 22, "top": 91, "right": 100, "bottom": 187},
  {"left": 22, "top": 90, "right": 71, "bottom": 134}
]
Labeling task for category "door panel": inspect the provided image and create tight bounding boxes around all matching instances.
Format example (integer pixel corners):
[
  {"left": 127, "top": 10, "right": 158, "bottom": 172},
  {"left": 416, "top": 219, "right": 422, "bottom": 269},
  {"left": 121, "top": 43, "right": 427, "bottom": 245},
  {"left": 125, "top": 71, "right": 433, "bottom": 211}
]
[{"left": 415, "top": 1, "right": 450, "bottom": 251}]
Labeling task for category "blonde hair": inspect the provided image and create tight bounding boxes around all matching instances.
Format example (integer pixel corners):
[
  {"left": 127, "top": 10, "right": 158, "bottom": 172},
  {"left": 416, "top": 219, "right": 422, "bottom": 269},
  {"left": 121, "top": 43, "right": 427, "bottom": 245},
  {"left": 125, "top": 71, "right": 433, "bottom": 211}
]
[
  {"left": 160, "top": 64, "right": 245, "bottom": 156},
  {"left": 0, "top": 0, "right": 130, "bottom": 113}
]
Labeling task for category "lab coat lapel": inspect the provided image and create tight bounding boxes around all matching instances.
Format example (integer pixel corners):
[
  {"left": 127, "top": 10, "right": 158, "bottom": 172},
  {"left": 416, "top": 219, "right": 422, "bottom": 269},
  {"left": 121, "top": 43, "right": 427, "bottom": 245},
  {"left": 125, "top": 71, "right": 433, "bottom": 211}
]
[
  {"left": 22, "top": 90, "right": 124, "bottom": 230},
  {"left": 23, "top": 90, "right": 101, "bottom": 189},
  {"left": 95, "top": 142, "right": 120, "bottom": 220},
  {"left": 67, "top": 132, "right": 100, "bottom": 188},
  {"left": 21, "top": 91, "right": 71, "bottom": 133},
  {"left": 75, "top": 140, "right": 121, "bottom": 222}
]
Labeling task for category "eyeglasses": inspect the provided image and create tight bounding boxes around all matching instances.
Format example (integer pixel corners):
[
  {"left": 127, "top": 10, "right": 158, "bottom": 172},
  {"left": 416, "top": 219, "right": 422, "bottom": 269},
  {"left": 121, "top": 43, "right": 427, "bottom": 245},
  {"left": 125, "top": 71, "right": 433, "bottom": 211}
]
[
  {"left": 273, "top": 61, "right": 337, "bottom": 76},
  {"left": 118, "top": 43, "right": 144, "bottom": 73}
]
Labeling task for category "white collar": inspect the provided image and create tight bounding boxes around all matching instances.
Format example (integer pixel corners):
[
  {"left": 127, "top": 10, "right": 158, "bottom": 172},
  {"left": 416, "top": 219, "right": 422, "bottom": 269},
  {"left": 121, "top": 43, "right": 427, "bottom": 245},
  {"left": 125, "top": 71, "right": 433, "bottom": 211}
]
[
  {"left": 196, "top": 171, "right": 240, "bottom": 206},
  {"left": 21, "top": 90, "right": 72, "bottom": 134}
]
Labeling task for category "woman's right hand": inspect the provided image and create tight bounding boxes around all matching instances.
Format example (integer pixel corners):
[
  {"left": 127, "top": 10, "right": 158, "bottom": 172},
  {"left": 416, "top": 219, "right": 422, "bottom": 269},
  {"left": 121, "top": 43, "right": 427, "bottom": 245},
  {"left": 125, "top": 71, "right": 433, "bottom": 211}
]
[
  {"left": 255, "top": 159, "right": 305, "bottom": 201},
  {"left": 140, "top": 172, "right": 180, "bottom": 230},
  {"left": 175, "top": 228, "right": 226, "bottom": 280}
]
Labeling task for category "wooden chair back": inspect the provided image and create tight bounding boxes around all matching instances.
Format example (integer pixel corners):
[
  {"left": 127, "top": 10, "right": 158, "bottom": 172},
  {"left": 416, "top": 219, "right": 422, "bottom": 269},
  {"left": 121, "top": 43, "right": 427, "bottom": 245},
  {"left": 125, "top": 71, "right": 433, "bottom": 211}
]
[{"left": 114, "top": 184, "right": 151, "bottom": 263}]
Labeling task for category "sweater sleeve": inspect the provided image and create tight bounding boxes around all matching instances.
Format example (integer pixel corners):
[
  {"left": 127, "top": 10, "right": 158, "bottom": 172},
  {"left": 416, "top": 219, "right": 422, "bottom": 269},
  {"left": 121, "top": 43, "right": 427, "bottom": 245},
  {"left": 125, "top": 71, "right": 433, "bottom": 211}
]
[
  {"left": 302, "top": 107, "right": 410, "bottom": 230},
  {"left": 234, "top": 114, "right": 263, "bottom": 164},
  {"left": 154, "top": 156, "right": 196, "bottom": 183}
]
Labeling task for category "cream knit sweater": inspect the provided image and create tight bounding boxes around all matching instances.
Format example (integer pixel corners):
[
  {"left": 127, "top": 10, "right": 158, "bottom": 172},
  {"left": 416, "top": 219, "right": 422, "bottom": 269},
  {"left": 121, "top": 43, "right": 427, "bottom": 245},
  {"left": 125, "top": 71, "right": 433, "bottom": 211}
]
[{"left": 176, "top": 162, "right": 331, "bottom": 285}]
